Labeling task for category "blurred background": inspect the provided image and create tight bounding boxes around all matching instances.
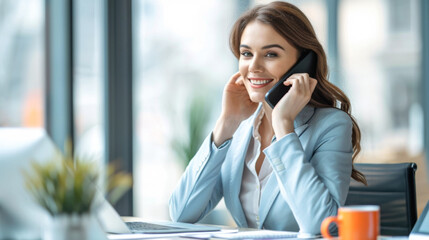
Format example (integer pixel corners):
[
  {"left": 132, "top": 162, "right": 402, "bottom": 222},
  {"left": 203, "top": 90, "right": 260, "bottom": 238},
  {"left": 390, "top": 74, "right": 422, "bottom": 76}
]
[{"left": 0, "top": 0, "right": 428, "bottom": 226}]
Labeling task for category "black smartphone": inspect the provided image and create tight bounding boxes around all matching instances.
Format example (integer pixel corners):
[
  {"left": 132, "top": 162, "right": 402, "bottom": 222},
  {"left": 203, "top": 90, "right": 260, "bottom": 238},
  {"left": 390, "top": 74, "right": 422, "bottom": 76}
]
[{"left": 265, "top": 50, "right": 317, "bottom": 108}]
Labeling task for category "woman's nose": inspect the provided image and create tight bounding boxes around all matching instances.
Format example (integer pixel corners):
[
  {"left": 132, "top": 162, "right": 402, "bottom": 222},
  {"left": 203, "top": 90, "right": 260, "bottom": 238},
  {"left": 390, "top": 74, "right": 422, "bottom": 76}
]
[{"left": 249, "top": 57, "right": 263, "bottom": 73}]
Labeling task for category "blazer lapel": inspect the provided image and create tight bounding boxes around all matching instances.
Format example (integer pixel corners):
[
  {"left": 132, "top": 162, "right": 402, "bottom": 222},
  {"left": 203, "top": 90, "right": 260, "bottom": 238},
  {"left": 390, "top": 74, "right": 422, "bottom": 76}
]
[
  {"left": 258, "top": 105, "right": 315, "bottom": 228},
  {"left": 228, "top": 139, "right": 249, "bottom": 227},
  {"left": 293, "top": 105, "right": 314, "bottom": 137},
  {"left": 258, "top": 173, "right": 279, "bottom": 228},
  {"left": 294, "top": 124, "right": 309, "bottom": 137},
  {"left": 225, "top": 106, "right": 263, "bottom": 227}
]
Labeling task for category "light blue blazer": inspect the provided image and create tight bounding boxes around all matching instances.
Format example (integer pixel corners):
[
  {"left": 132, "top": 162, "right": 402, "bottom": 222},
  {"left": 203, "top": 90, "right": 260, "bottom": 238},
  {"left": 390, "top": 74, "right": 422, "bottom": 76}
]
[{"left": 169, "top": 104, "right": 353, "bottom": 234}]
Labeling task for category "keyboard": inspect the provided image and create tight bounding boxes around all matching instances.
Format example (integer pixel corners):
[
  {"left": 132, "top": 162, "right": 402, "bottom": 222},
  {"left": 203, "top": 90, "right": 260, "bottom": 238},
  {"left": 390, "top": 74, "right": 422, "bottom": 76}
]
[{"left": 126, "top": 221, "right": 182, "bottom": 232}]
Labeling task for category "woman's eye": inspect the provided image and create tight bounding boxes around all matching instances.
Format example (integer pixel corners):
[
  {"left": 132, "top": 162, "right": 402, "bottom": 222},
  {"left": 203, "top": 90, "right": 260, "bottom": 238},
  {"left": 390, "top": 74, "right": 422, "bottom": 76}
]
[
  {"left": 240, "top": 51, "right": 252, "bottom": 57},
  {"left": 266, "top": 52, "right": 278, "bottom": 58}
]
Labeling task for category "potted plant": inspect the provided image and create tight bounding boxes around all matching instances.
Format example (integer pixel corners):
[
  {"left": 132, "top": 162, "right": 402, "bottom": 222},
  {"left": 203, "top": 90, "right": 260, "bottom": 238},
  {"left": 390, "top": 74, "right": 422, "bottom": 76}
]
[
  {"left": 171, "top": 93, "right": 212, "bottom": 168},
  {"left": 23, "top": 146, "right": 132, "bottom": 240}
]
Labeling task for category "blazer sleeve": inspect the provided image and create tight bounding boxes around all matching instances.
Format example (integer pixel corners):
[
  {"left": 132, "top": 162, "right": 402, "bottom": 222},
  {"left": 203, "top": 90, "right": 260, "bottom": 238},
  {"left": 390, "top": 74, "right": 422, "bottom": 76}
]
[
  {"left": 169, "top": 133, "right": 231, "bottom": 223},
  {"left": 263, "top": 110, "right": 353, "bottom": 234}
]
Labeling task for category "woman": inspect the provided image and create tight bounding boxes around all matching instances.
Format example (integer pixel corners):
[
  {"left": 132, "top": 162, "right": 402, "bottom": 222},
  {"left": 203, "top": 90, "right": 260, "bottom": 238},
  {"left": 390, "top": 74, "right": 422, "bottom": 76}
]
[{"left": 169, "top": 1, "right": 366, "bottom": 235}]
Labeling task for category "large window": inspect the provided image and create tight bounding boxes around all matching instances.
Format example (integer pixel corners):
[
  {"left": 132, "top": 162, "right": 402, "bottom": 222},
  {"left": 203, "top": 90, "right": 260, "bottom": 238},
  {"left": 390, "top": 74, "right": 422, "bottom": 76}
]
[
  {"left": 0, "top": 0, "right": 45, "bottom": 127},
  {"left": 133, "top": 0, "right": 247, "bottom": 224},
  {"left": 340, "top": 0, "right": 422, "bottom": 156},
  {"left": 338, "top": 0, "right": 426, "bottom": 213},
  {"left": 73, "top": 0, "right": 105, "bottom": 161}
]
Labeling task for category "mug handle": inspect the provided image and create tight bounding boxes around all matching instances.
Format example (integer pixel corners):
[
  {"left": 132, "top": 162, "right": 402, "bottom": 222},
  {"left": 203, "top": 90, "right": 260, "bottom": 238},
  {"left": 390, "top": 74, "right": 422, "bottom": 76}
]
[{"left": 321, "top": 216, "right": 339, "bottom": 239}]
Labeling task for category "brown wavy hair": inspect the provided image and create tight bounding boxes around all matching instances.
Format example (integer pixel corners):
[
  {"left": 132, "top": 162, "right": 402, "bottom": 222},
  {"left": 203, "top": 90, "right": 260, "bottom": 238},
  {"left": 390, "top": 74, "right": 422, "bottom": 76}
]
[{"left": 230, "top": 1, "right": 367, "bottom": 185}]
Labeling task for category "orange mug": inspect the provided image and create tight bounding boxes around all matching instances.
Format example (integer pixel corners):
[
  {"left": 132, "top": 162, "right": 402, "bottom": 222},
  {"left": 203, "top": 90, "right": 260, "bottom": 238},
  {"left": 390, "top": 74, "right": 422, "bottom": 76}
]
[{"left": 321, "top": 205, "right": 380, "bottom": 240}]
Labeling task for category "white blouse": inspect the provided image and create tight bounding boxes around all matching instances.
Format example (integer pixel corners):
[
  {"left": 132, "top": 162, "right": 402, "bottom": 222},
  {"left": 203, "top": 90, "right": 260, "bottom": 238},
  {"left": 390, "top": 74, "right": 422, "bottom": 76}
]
[{"left": 239, "top": 108, "right": 273, "bottom": 228}]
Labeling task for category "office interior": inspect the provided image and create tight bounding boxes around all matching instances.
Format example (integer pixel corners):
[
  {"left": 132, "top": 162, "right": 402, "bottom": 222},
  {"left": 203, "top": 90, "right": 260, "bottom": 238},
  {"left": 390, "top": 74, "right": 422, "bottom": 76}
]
[{"left": 0, "top": 0, "right": 429, "bottom": 227}]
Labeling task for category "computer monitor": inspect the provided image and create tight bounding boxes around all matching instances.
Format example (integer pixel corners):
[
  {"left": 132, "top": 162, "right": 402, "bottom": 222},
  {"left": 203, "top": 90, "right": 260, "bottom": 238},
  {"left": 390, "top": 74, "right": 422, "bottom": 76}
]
[{"left": 0, "top": 128, "right": 57, "bottom": 239}]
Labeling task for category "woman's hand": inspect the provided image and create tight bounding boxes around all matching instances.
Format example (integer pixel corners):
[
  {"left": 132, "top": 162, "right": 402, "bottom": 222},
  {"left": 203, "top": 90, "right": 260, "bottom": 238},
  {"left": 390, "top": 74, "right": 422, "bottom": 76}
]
[
  {"left": 212, "top": 72, "right": 258, "bottom": 146},
  {"left": 272, "top": 73, "right": 317, "bottom": 138},
  {"left": 221, "top": 72, "right": 258, "bottom": 123}
]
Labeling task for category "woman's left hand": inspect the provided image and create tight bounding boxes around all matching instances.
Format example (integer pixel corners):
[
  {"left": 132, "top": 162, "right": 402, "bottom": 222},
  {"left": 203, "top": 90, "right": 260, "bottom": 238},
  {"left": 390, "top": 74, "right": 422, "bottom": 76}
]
[{"left": 271, "top": 73, "right": 317, "bottom": 137}]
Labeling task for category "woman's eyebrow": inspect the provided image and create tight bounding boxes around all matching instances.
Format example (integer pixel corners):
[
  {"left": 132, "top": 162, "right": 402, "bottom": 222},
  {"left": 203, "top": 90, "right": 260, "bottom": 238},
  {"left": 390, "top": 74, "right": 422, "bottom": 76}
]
[
  {"left": 262, "top": 44, "right": 285, "bottom": 50},
  {"left": 239, "top": 44, "right": 285, "bottom": 50},
  {"left": 240, "top": 44, "right": 251, "bottom": 49}
]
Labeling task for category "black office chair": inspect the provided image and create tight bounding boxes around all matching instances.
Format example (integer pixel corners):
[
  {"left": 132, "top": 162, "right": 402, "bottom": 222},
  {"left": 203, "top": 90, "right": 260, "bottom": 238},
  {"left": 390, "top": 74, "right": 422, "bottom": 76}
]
[{"left": 345, "top": 163, "right": 417, "bottom": 236}]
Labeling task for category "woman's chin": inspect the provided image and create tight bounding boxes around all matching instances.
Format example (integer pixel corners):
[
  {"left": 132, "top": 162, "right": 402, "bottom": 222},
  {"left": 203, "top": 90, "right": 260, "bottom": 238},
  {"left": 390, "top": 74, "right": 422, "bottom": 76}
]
[{"left": 249, "top": 93, "right": 266, "bottom": 103}]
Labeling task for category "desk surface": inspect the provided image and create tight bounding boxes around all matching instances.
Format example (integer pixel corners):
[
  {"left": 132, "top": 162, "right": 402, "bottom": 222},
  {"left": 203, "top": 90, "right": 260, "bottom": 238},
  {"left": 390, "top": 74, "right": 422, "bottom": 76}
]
[{"left": 112, "top": 218, "right": 411, "bottom": 240}]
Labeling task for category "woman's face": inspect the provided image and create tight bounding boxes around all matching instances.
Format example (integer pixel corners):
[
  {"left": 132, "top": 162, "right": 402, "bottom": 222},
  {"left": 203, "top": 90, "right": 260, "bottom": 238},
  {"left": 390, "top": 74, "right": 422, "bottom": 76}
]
[{"left": 239, "top": 20, "right": 299, "bottom": 103}]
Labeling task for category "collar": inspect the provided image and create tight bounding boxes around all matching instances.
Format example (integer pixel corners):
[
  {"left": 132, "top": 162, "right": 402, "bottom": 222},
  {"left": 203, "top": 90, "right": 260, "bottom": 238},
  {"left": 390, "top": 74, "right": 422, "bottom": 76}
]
[
  {"left": 253, "top": 103, "right": 315, "bottom": 131},
  {"left": 252, "top": 107, "right": 265, "bottom": 139},
  {"left": 294, "top": 105, "right": 315, "bottom": 128}
]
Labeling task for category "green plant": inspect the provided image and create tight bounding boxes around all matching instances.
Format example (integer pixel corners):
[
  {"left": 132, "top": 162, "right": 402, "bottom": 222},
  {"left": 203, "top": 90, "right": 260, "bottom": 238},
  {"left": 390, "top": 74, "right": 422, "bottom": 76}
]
[
  {"left": 171, "top": 94, "right": 212, "bottom": 167},
  {"left": 23, "top": 147, "right": 132, "bottom": 216}
]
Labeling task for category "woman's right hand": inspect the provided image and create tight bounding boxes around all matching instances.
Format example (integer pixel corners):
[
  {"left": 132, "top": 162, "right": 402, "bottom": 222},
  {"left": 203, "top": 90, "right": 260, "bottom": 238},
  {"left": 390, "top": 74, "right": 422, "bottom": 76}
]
[{"left": 212, "top": 72, "right": 258, "bottom": 146}]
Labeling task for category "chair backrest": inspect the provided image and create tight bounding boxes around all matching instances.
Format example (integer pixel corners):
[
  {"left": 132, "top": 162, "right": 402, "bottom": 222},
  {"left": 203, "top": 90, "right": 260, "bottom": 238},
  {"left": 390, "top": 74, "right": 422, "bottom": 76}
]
[{"left": 345, "top": 163, "right": 417, "bottom": 236}]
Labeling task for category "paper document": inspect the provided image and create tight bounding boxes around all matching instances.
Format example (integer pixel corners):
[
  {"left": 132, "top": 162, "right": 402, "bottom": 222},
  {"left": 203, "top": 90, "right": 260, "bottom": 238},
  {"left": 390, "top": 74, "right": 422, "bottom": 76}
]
[
  {"left": 107, "top": 229, "right": 318, "bottom": 240},
  {"left": 211, "top": 230, "right": 299, "bottom": 239},
  {"left": 378, "top": 237, "right": 408, "bottom": 240},
  {"left": 108, "top": 233, "right": 181, "bottom": 239},
  {"left": 108, "top": 229, "right": 238, "bottom": 239}
]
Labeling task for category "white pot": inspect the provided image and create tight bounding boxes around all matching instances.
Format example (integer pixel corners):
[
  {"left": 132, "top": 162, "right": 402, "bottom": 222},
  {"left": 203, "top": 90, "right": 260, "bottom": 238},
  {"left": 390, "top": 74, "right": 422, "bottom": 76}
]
[{"left": 44, "top": 213, "right": 107, "bottom": 240}]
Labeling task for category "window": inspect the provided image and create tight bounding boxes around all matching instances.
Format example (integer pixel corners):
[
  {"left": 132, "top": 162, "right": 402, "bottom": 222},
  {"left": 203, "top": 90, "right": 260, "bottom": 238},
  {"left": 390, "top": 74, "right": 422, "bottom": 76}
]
[
  {"left": 0, "top": 0, "right": 44, "bottom": 127},
  {"left": 339, "top": 0, "right": 422, "bottom": 157},
  {"left": 133, "top": 0, "right": 248, "bottom": 224},
  {"left": 339, "top": 0, "right": 426, "bottom": 213},
  {"left": 73, "top": 0, "right": 105, "bottom": 160}
]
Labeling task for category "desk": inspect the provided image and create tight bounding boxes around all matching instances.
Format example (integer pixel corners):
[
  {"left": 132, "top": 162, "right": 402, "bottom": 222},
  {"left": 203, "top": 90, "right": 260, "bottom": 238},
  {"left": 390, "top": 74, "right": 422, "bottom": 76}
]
[
  {"left": 108, "top": 222, "right": 314, "bottom": 240},
  {"left": 0, "top": 218, "right": 409, "bottom": 240},
  {"left": 109, "top": 219, "right": 411, "bottom": 240},
  {"left": 108, "top": 230, "right": 412, "bottom": 240}
]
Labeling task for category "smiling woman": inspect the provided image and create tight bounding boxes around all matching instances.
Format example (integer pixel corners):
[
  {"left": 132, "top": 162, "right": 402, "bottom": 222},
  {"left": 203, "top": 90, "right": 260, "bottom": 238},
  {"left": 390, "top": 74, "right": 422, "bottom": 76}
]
[
  {"left": 237, "top": 21, "right": 299, "bottom": 103},
  {"left": 169, "top": 1, "right": 365, "bottom": 235}
]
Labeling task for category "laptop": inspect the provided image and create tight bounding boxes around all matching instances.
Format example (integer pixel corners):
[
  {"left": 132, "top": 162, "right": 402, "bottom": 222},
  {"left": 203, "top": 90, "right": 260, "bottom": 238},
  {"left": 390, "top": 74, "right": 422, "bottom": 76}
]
[
  {"left": 0, "top": 127, "right": 220, "bottom": 237},
  {"left": 0, "top": 128, "right": 52, "bottom": 239},
  {"left": 409, "top": 200, "right": 429, "bottom": 240},
  {"left": 95, "top": 192, "right": 221, "bottom": 234}
]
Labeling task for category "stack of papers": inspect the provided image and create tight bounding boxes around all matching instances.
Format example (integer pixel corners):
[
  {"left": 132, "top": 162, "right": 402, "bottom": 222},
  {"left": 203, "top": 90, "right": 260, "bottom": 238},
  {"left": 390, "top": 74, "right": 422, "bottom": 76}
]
[
  {"left": 108, "top": 229, "right": 238, "bottom": 240},
  {"left": 108, "top": 229, "right": 318, "bottom": 239},
  {"left": 211, "top": 230, "right": 298, "bottom": 239}
]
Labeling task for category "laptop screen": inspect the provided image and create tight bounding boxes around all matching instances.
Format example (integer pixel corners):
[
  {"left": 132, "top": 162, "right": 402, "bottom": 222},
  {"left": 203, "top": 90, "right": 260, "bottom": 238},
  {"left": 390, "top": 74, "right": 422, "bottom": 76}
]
[
  {"left": 0, "top": 128, "right": 56, "bottom": 239},
  {"left": 410, "top": 200, "right": 429, "bottom": 238}
]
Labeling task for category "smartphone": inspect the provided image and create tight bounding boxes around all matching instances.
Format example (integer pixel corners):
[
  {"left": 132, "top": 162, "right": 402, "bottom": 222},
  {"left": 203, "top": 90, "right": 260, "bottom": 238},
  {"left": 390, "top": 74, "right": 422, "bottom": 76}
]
[{"left": 265, "top": 50, "right": 317, "bottom": 108}]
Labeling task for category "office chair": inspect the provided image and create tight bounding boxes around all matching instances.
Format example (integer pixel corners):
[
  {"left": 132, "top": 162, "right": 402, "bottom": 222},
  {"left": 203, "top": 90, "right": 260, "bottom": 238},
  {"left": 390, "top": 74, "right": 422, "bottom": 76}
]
[{"left": 345, "top": 163, "right": 417, "bottom": 236}]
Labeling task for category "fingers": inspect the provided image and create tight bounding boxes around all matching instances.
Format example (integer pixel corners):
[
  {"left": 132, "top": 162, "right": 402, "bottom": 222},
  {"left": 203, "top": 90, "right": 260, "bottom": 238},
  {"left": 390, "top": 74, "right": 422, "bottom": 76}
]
[
  {"left": 283, "top": 73, "right": 317, "bottom": 96},
  {"left": 233, "top": 72, "right": 245, "bottom": 86},
  {"left": 228, "top": 72, "right": 243, "bottom": 85},
  {"left": 309, "top": 77, "right": 317, "bottom": 92},
  {"left": 236, "top": 76, "right": 245, "bottom": 85}
]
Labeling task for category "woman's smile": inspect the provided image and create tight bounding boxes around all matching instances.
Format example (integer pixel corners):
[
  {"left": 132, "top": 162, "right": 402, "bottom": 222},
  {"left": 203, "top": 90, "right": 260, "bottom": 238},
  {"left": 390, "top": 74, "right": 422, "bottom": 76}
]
[{"left": 248, "top": 77, "right": 274, "bottom": 88}]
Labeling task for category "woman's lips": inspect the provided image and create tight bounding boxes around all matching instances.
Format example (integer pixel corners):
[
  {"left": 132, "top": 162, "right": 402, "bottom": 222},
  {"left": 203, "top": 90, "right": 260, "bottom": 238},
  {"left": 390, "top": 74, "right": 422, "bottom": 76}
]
[{"left": 248, "top": 78, "right": 274, "bottom": 88}]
